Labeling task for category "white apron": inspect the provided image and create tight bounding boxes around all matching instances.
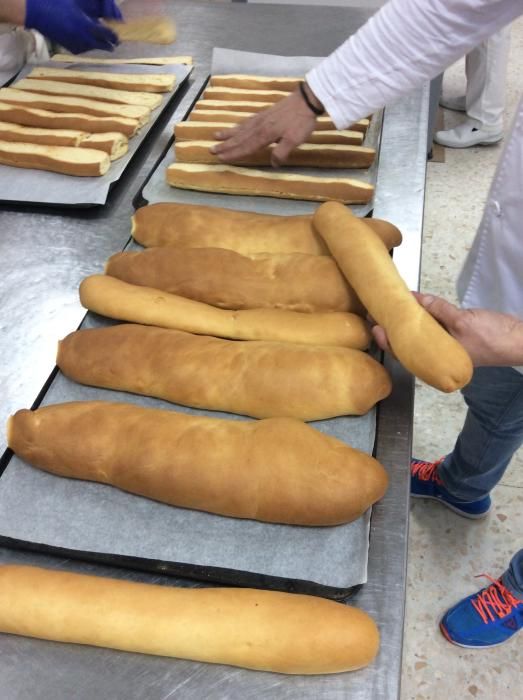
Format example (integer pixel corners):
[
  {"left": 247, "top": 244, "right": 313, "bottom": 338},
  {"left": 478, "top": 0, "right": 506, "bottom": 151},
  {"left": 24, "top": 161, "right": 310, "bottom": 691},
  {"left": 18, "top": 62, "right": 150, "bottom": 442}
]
[{"left": 457, "top": 96, "right": 523, "bottom": 370}]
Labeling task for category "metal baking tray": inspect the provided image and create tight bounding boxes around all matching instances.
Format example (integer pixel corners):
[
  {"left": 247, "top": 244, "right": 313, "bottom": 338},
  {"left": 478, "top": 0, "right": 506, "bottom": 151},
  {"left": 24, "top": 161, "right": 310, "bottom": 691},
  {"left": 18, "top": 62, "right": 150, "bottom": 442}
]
[{"left": 0, "top": 61, "right": 193, "bottom": 207}]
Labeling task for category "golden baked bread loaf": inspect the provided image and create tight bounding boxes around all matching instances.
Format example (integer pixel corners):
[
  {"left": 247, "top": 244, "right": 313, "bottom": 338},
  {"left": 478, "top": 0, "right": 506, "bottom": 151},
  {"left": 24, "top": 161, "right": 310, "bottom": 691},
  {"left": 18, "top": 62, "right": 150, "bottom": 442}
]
[
  {"left": 0, "top": 565, "right": 380, "bottom": 673},
  {"left": 103, "top": 16, "right": 176, "bottom": 45},
  {"left": 175, "top": 139, "right": 376, "bottom": 169},
  {"left": 56, "top": 324, "right": 392, "bottom": 420},
  {"left": 189, "top": 107, "right": 369, "bottom": 133},
  {"left": 0, "top": 88, "right": 151, "bottom": 124},
  {"left": 0, "top": 120, "right": 86, "bottom": 146},
  {"left": 105, "top": 247, "right": 363, "bottom": 314},
  {"left": 80, "top": 275, "right": 371, "bottom": 348},
  {"left": 203, "top": 86, "right": 290, "bottom": 103},
  {"left": 314, "top": 202, "right": 474, "bottom": 392},
  {"left": 210, "top": 74, "right": 302, "bottom": 92},
  {"left": 131, "top": 202, "right": 402, "bottom": 254},
  {"left": 78, "top": 132, "right": 128, "bottom": 160},
  {"left": 0, "top": 103, "right": 140, "bottom": 136},
  {"left": 51, "top": 53, "right": 193, "bottom": 65},
  {"left": 8, "top": 400, "right": 387, "bottom": 525},
  {"left": 174, "top": 120, "right": 364, "bottom": 145},
  {"left": 0, "top": 139, "right": 110, "bottom": 176},
  {"left": 29, "top": 66, "right": 175, "bottom": 93},
  {"left": 14, "top": 78, "right": 162, "bottom": 108},
  {"left": 166, "top": 163, "right": 374, "bottom": 204}
]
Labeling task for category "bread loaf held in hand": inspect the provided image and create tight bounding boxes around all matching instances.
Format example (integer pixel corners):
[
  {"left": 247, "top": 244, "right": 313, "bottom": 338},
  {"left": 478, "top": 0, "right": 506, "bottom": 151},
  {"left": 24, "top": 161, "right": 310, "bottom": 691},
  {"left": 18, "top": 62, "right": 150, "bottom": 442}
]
[
  {"left": 56, "top": 324, "right": 392, "bottom": 420},
  {"left": 80, "top": 275, "right": 371, "bottom": 349},
  {"left": 314, "top": 202, "right": 473, "bottom": 392},
  {"left": 0, "top": 565, "right": 379, "bottom": 674},
  {"left": 105, "top": 246, "right": 364, "bottom": 314},
  {"left": 8, "top": 400, "right": 387, "bottom": 525},
  {"left": 131, "top": 201, "right": 402, "bottom": 254}
]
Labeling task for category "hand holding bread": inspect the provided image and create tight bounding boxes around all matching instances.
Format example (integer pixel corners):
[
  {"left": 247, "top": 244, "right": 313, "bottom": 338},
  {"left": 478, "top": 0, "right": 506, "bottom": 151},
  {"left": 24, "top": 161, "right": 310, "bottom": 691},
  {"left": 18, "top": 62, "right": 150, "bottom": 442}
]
[{"left": 313, "top": 202, "right": 473, "bottom": 391}]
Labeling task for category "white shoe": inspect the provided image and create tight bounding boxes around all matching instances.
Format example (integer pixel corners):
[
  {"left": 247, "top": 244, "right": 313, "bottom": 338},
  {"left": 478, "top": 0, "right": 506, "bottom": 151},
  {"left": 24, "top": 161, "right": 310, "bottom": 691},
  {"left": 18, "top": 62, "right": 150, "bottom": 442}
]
[
  {"left": 439, "top": 95, "right": 466, "bottom": 112},
  {"left": 434, "top": 120, "right": 503, "bottom": 148}
]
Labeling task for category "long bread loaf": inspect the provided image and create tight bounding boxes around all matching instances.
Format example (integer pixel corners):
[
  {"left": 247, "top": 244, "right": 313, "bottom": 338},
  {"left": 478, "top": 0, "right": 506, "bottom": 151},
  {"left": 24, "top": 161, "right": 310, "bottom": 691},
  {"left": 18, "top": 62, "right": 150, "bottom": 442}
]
[
  {"left": 210, "top": 74, "right": 302, "bottom": 92},
  {"left": 202, "top": 86, "right": 290, "bottom": 103},
  {"left": 0, "top": 103, "right": 140, "bottom": 136},
  {"left": 175, "top": 139, "right": 375, "bottom": 169},
  {"left": 28, "top": 66, "right": 175, "bottom": 93},
  {"left": 131, "top": 202, "right": 402, "bottom": 254},
  {"left": 103, "top": 17, "right": 177, "bottom": 45},
  {"left": 56, "top": 324, "right": 392, "bottom": 420},
  {"left": 166, "top": 163, "right": 374, "bottom": 204},
  {"left": 189, "top": 106, "right": 369, "bottom": 132},
  {"left": 8, "top": 401, "right": 387, "bottom": 525},
  {"left": 0, "top": 565, "right": 379, "bottom": 673},
  {"left": 105, "top": 247, "right": 364, "bottom": 314},
  {"left": 0, "top": 88, "right": 151, "bottom": 124},
  {"left": 175, "top": 120, "right": 364, "bottom": 145},
  {"left": 51, "top": 53, "right": 192, "bottom": 65},
  {"left": 80, "top": 275, "right": 371, "bottom": 348},
  {"left": 0, "top": 139, "right": 110, "bottom": 176},
  {"left": 14, "top": 78, "right": 162, "bottom": 108},
  {"left": 314, "top": 202, "right": 474, "bottom": 392},
  {"left": 0, "top": 120, "right": 86, "bottom": 146},
  {"left": 79, "top": 132, "right": 128, "bottom": 160}
]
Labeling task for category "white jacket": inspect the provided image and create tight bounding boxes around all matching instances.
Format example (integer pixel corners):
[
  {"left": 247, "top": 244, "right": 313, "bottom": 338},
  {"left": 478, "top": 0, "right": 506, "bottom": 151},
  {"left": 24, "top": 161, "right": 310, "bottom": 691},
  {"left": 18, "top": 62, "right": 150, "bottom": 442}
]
[{"left": 307, "top": 0, "right": 523, "bottom": 324}]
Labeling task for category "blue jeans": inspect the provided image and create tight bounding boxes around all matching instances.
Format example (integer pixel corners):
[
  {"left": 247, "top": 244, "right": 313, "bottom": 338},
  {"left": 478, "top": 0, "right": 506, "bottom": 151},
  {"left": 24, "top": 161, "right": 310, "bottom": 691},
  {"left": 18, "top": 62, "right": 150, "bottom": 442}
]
[
  {"left": 439, "top": 366, "right": 523, "bottom": 501},
  {"left": 438, "top": 366, "right": 523, "bottom": 595}
]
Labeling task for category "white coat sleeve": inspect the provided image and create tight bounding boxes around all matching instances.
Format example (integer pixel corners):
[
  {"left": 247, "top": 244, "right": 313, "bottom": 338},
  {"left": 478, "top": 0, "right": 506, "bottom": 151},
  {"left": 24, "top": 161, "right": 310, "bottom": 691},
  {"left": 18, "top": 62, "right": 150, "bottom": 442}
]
[{"left": 306, "top": 0, "right": 521, "bottom": 129}]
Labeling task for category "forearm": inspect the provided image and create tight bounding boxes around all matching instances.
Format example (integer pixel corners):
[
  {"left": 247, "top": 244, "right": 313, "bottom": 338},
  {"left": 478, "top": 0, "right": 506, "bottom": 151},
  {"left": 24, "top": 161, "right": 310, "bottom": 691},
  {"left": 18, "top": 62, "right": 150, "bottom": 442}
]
[
  {"left": 307, "top": 0, "right": 520, "bottom": 129},
  {"left": 459, "top": 310, "right": 523, "bottom": 367},
  {"left": 0, "top": 0, "right": 26, "bottom": 25}
]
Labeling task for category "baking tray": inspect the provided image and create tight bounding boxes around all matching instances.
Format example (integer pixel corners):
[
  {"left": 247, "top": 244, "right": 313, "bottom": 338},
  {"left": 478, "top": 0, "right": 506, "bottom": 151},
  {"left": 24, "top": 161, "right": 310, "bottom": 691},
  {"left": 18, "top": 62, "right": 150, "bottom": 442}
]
[
  {"left": 0, "top": 302, "right": 383, "bottom": 600},
  {"left": 134, "top": 48, "right": 382, "bottom": 214},
  {"left": 0, "top": 60, "right": 194, "bottom": 207}
]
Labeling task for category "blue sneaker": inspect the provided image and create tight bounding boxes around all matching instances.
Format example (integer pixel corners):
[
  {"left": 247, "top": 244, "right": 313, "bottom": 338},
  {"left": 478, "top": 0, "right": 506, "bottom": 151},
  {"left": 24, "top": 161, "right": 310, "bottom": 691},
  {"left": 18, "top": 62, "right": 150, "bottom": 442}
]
[
  {"left": 411, "top": 458, "right": 491, "bottom": 519},
  {"left": 440, "top": 575, "right": 523, "bottom": 648}
]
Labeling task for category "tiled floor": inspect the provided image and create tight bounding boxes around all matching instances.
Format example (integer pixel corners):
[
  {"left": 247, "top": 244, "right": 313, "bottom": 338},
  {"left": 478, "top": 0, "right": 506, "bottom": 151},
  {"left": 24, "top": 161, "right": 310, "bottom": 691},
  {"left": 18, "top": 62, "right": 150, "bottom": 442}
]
[{"left": 401, "top": 18, "right": 523, "bottom": 700}]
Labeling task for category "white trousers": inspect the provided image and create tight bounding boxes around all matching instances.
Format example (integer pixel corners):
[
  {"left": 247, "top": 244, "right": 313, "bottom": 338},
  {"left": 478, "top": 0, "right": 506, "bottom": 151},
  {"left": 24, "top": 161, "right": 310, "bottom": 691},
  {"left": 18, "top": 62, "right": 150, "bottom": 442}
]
[{"left": 465, "top": 26, "right": 511, "bottom": 130}]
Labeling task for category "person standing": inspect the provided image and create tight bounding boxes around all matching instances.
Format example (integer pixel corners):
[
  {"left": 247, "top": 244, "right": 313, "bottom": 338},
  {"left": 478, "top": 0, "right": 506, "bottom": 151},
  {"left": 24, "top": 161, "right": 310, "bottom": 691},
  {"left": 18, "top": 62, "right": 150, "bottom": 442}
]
[{"left": 436, "top": 27, "right": 511, "bottom": 148}]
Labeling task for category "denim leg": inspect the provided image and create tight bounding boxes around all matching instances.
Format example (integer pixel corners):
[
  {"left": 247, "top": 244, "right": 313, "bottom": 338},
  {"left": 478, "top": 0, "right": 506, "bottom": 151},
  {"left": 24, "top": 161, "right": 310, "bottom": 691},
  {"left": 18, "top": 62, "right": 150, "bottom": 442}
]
[
  {"left": 501, "top": 549, "right": 523, "bottom": 597},
  {"left": 438, "top": 366, "right": 523, "bottom": 501}
]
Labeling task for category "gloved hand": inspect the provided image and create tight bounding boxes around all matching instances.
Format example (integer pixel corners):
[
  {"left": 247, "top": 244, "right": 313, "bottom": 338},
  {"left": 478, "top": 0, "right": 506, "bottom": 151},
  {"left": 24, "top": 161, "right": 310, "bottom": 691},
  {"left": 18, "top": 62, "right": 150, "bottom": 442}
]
[{"left": 25, "top": 0, "right": 122, "bottom": 54}]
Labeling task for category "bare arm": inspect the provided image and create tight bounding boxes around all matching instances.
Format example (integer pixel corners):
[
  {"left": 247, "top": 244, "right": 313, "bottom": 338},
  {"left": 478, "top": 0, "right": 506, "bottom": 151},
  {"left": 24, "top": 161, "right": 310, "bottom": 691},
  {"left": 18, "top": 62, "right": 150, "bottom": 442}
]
[{"left": 372, "top": 294, "right": 523, "bottom": 367}]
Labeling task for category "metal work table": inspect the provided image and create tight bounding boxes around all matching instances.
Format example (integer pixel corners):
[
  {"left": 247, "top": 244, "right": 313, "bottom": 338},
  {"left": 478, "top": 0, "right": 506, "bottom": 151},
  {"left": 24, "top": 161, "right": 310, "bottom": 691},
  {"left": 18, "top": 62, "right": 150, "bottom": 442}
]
[{"left": 0, "top": 1, "right": 428, "bottom": 698}]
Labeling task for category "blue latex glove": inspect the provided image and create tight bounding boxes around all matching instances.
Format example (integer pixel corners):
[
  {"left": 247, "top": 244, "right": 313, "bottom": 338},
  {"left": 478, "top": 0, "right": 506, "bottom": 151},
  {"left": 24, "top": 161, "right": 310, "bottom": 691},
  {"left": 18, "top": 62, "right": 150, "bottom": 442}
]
[{"left": 25, "top": 0, "right": 122, "bottom": 54}]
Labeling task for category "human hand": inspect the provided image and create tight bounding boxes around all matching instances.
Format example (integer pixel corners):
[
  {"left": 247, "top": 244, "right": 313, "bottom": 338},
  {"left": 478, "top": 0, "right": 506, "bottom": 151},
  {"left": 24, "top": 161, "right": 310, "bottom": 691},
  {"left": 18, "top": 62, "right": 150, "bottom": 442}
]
[
  {"left": 371, "top": 292, "right": 523, "bottom": 367},
  {"left": 25, "top": 0, "right": 120, "bottom": 54},
  {"left": 211, "top": 86, "right": 320, "bottom": 167}
]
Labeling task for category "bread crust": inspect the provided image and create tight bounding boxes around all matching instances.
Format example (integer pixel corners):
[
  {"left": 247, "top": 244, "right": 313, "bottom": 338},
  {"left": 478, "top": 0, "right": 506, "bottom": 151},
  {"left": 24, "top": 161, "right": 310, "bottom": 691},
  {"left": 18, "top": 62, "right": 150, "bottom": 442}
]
[
  {"left": 314, "top": 202, "right": 474, "bottom": 392},
  {"left": 203, "top": 86, "right": 290, "bottom": 103},
  {"left": 131, "top": 202, "right": 402, "bottom": 253},
  {"left": 56, "top": 324, "right": 392, "bottom": 420},
  {"left": 175, "top": 139, "right": 375, "bottom": 169},
  {"left": 210, "top": 74, "right": 302, "bottom": 92},
  {"left": 0, "top": 103, "right": 139, "bottom": 136},
  {"left": 15, "top": 77, "right": 162, "bottom": 108},
  {"left": 8, "top": 400, "right": 387, "bottom": 525},
  {"left": 0, "top": 139, "right": 110, "bottom": 176},
  {"left": 0, "top": 565, "right": 380, "bottom": 673},
  {"left": 166, "top": 163, "right": 374, "bottom": 204},
  {"left": 29, "top": 66, "right": 175, "bottom": 93},
  {"left": 0, "top": 120, "right": 86, "bottom": 146},
  {"left": 0, "top": 88, "right": 150, "bottom": 124},
  {"left": 79, "top": 133, "right": 128, "bottom": 160},
  {"left": 80, "top": 274, "right": 371, "bottom": 348},
  {"left": 105, "top": 247, "right": 364, "bottom": 314}
]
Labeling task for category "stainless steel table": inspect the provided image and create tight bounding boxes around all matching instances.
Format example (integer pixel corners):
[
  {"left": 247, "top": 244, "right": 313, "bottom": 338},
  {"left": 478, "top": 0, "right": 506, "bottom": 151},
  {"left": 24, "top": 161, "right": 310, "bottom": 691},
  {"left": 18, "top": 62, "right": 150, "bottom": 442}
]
[{"left": 0, "top": 1, "right": 428, "bottom": 698}]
